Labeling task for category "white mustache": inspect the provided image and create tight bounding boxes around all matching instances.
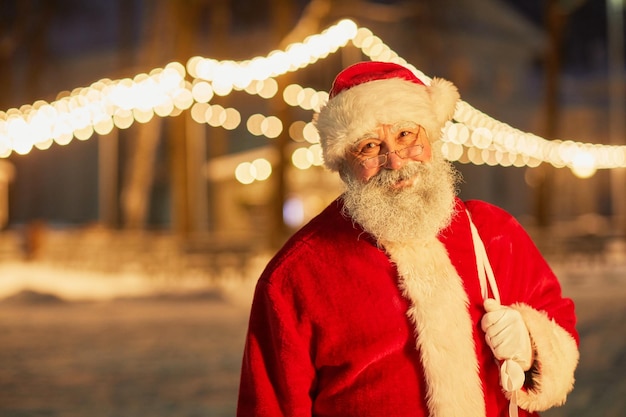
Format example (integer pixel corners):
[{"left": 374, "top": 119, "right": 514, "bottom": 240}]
[{"left": 368, "top": 162, "right": 425, "bottom": 188}]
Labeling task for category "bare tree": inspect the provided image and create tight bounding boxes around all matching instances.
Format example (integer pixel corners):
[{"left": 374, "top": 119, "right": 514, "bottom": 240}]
[{"left": 118, "top": 0, "right": 168, "bottom": 230}]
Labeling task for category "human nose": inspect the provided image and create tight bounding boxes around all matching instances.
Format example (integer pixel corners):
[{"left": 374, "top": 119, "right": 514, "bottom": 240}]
[{"left": 383, "top": 148, "right": 407, "bottom": 170}]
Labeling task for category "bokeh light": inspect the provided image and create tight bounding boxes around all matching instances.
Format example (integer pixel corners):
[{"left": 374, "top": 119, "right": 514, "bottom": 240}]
[{"left": 0, "top": 17, "right": 622, "bottom": 188}]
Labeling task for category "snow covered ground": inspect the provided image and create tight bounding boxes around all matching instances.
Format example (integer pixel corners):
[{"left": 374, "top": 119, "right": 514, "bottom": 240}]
[{"left": 1, "top": 253, "right": 625, "bottom": 417}]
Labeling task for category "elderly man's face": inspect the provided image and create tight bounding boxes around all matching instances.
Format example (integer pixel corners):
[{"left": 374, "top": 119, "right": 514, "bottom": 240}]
[
  {"left": 346, "top": 123, "right": 432, "bottom": 187},
  {"left": 340, "top": 121, "right": 458, "bottom": 243}
]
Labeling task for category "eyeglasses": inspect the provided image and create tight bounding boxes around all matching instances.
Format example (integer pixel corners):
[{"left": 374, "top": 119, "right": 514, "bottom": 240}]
[{"left": 360, "top": 143, "right": 425, "bottom": 169}]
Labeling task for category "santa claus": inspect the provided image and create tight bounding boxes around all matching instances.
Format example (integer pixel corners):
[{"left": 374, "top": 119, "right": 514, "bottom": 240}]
[{"left": 237, "top": 61, "right": 579, "bottom": 417}]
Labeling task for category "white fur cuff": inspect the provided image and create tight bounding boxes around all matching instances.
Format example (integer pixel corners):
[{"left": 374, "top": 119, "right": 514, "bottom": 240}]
[{"left": 512, "top": 303, "right": 579, "bottom": 412}]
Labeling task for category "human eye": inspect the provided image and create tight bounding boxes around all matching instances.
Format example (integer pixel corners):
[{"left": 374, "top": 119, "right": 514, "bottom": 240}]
[
  {"left": 355, "top": 140, "right": 380, "bottom": 156},
  {"left": 397, "top": 129, "right": 417, "bottom": 145}
]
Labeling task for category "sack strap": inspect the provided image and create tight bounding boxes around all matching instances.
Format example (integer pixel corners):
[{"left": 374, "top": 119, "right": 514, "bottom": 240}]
[
  {"left": 466, "top": 209, "right": 518, "bottom": 417},
  {"left": 466, "top": 209, "right": 500, "bottom": 303}
]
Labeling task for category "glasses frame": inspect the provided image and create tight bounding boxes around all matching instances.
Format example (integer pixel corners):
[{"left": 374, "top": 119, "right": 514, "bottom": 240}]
[{"left": 358, "top": 125, "right": 427, "bottom": 169}]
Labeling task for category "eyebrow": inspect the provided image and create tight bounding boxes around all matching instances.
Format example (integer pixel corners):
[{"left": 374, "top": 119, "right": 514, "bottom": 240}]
[
  {"left": 391, "top": 121, "right": 419, "bottom": 132},
  {"left": 354, "top": 122, "right": 421, "bottom": 146},
  {"left": 355, "top": 131, "right": 379, "bottom": 143}
]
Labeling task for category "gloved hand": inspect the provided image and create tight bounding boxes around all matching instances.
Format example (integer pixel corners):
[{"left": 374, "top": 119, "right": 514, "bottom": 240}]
[{"left": 481, "top": 299, "right": 533, "bottom": 372}]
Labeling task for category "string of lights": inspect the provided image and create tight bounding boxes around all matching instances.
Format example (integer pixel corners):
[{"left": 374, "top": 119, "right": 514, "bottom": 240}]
[{"left": 0, "top": 19, "right": 624, "bottom": 184}]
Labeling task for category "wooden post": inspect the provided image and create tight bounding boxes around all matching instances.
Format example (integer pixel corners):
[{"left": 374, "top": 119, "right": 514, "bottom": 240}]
[
  {"left": 535, "top": 0, "right": 566, "bottom": 229},
  {"left": 607, "top": 0, "right": 626, "bottom": 237},
  {"left": 269, "top": 0, "right": 297, "bottom": 248}
]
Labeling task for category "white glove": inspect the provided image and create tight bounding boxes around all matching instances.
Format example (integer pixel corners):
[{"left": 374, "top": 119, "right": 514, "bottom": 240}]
[
  {"left": 481, "top": 299, "right": 533, "bottom": 372},
  {"left": 500, "top": 359, "right": 525, "bottom": 392}
]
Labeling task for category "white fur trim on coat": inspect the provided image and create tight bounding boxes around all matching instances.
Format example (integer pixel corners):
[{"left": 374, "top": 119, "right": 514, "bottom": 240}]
[
  {"left": 511, "top": 303, "right": 579, "bottom": 412},
  {"left": 315, "top": 77, "right": 459, "bottom": 172},
  {"left": 384, "top": 237, "right": 485, "bottom": 417}
]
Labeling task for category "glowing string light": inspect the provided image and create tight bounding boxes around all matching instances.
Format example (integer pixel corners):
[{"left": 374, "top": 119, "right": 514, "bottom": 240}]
[{"left": 0, "top": 18, "right": 623, "bottom": 185}]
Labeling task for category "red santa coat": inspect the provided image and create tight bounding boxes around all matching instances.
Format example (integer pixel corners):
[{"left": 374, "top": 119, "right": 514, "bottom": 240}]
[{"left": 237, "top": 197, "right": 579, "bottom": 417}]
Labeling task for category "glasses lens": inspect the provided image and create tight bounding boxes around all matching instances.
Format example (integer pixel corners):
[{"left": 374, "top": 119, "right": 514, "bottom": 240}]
[
  {"left": 397, "top": 144, "right": 423, "bottom": 158},
  {"left": 360, "top": 138, "right": 424, "bottom": 168},
  {"left": 363, "top": 155, "right": 385, "bottom": 168}
]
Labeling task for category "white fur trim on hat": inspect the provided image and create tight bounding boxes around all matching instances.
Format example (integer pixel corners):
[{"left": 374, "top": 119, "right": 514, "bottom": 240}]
[{"left": 315, "top": 77, "right": 460, "bottom": 172}]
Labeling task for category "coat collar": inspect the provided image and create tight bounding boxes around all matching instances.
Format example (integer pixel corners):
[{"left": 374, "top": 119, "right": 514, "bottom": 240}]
[{"left": 382, "top": 207, "right": 486, "bottom": 417}]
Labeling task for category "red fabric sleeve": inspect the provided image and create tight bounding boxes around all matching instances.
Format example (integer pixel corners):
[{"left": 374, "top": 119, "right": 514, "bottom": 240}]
[
  {"left": 237, "top": 276, "right": 316, "bottom": 417},
  {"left": 464, "top": 200, "right": 578, "bottom": 345}
]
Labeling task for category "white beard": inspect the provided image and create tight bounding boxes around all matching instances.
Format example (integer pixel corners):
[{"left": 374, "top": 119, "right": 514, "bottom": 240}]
[{"left": 341, "top": 154, "right": 459, "bottom": 244}]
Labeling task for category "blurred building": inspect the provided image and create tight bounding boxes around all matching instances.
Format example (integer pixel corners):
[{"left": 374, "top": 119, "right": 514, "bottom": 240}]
[{"left": 1, "top": 0, "right": 623, "bottom": 253}]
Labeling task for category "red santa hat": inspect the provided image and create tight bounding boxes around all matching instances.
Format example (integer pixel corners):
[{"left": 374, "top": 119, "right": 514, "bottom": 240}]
[{"left": 315, "top": 61, "right": 460, "bottom": 172}]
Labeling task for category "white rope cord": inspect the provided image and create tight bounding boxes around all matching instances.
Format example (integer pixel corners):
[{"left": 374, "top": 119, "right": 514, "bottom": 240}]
[
  {"left": 467, "top": 210, "right": 500, "bottom": 303},
  {"left": 467, "top": 209, "right": 519, "bottom": 417}
]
